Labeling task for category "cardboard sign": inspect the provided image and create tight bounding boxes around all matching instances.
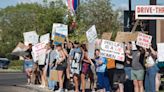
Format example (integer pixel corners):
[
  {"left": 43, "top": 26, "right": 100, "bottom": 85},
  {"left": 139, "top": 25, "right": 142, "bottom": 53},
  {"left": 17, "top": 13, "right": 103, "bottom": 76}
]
[
  {"left": 101, "top": 32, "right": 112, "bottom": 40},
  {"left": 157, "top": 43, "right": 164, "bottom": 62},
  {"left": 51, "top": 23, "right": 68, "bottom": 40},
  {"left": 100, "top": 40, "right": 125, "bottom": 61},
  {"left": 86, "top": 25, "right": 97, "bottom": 43},
  {"left": 54, "top": 33, "right": 65, "bottom": 45},
  {"left": 23, "top": 31, "right": 39, "bottom": 46},
  {"left": 136, "top": 32, "right": 152, "bottom": 48},
  {"left": 32, "top": 43, "right": 46, "bottom": 65},
  {"left": 136, "top": 5, "right": 164, "bottom": 20},
  {"left": 40, "top": 33, "right": 50, "bottom": 44},
  {"left": 11, "top": 42, "right": 29, "bottom": 56},
  {"left": 88, "top": 41, "right": 95, "bottom": 59},
  {"left": 115, "top": 32, "right": 138, "bottom": 42}
]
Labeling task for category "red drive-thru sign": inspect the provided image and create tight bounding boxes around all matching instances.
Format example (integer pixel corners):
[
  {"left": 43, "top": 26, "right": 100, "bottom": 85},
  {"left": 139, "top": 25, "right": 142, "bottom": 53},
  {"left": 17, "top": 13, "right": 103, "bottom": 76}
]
[{"left": 136, "top": 5, "right": 164, "bottom": 20}]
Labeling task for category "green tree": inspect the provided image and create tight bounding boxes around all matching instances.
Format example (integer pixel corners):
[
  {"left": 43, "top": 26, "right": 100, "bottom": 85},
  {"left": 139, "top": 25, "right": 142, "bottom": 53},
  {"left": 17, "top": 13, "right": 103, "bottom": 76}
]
[
  {"left": 73, "top": 0, "right": 121, "bottom": 42},
  {"left": 0, "top": 2, "right": 66, "bottom": 57}
]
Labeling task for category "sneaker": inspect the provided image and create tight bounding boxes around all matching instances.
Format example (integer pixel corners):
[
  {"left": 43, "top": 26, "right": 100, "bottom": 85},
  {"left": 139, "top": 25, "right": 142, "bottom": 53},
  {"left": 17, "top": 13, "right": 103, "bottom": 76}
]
[{"left": 55, "top": 88, "right": 64, "bottom": 92}]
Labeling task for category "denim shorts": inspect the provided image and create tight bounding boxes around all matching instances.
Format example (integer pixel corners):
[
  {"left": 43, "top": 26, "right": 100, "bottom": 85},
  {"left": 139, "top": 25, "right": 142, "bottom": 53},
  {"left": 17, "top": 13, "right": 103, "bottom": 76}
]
[{"left": 24, "top": 60, "right": 33, "bottom": 69}]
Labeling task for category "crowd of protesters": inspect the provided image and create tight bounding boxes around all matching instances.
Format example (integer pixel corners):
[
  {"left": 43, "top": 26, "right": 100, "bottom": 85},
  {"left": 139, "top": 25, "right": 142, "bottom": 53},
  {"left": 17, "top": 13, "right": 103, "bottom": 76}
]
[{"left": 23, "top": 40, "right": 164, "bottom": 92}]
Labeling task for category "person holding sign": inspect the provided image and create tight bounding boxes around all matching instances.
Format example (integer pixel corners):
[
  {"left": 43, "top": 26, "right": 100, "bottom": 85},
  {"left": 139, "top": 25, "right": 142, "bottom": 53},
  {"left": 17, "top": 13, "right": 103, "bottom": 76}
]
[
  {"left": 131, "top": 43, "right": 145, "bottom": 92},
  {"left": 144, "top": 45, "right": 159, "bottom": 92},
  {"left": 55, "top": 44, "right": 67, "bottom": 92},
  {"left": 24, "top": 43, "right": 34, "bottom": 85},
  {"left": 94, "top": 49, "right": 110, "bottom": 92}
]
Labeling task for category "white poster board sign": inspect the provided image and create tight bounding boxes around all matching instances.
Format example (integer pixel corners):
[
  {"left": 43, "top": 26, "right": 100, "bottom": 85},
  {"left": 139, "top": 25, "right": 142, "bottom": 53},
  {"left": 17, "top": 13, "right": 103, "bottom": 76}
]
[
  {"left": 100, "top": 40, "right": 125, "bottom": 61},
  {"left": 136, "top": 32, "right": 152, "bottom": 48},
  {"left": 157, "top": 43, "right": 164, "bottom": 62},
  {"left": 88, "top": 41, "right": 95, "bottom": 59},
  {"left": 32, "top": 43, "right": 46, "bottom": 65},
  {"left": 136, "top": 5, "right": 164, "bottom": 20},
  {"left": 23, "top": 31, "right": 39, "bottom": 46},
  {"left": 40, "top": 33, "right": 50, "bottom": 44},
  {"left": 51, "top": 23, "right": 68, "bottom": 40},
  {"left": 86, "top": 25, "right": 97, "bottom": 43}
]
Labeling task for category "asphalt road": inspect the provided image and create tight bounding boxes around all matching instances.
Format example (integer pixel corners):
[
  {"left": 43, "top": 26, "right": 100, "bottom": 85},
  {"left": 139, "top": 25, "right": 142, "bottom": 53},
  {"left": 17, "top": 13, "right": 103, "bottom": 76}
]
[{"left": 0, "top": 72, "right": 34, "bottom": 92}]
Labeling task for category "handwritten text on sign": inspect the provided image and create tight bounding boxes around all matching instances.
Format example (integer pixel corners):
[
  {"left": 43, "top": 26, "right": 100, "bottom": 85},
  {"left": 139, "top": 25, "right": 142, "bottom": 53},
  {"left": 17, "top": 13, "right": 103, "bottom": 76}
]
[
  {"left": 136, "top": 32, "right": 152, "bottom": 48},
  {"left": 32, "top": 43, "right": 46, "bottom": 65},
  {"left": 100, "top": 40, "right": 125, "bottom": 61}
]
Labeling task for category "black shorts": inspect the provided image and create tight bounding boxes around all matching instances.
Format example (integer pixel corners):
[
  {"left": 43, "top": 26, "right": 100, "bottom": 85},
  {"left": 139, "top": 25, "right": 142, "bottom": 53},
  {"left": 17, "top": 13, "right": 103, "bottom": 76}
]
[
  {"left": 39, "top": 65, "right": 45, "bottom": 71},
  {"left": 56, "top": 64, "right": 66, "bottom": 71},
  {"left": 113, "top": 69, "right": 126, "bottom": 83}
]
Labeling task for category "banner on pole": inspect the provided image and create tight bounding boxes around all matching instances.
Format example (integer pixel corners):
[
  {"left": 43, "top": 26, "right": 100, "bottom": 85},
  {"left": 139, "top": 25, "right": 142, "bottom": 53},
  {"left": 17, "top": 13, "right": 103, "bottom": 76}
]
[
  {"left": 86, "top": 25, "right": 97, "bottom": 43},
  {"left": 23, "top": 31, "right": 39, "bottom": 46},
  {"left": 157, "top": 43, "right": 164, "bottom": 62},
  {"left": 100, "top": 40, "right": 125, "bottom": 61},
  {"left": 136, "top": 32, "right": 152, "bottom": 48}
]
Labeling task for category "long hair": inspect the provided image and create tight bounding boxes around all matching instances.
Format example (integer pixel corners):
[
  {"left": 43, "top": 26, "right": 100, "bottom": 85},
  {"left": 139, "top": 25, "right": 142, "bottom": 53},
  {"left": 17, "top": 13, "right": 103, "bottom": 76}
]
[{"left": 81, "top": 44, "right": 88, "bottom": 52}]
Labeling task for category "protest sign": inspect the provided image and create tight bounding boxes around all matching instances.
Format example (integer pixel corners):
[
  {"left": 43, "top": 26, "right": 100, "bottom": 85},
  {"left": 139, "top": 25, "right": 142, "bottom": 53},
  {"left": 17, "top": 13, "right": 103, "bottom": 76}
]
[
  {"left": 11, "top": 42, "right": 29, "bottom": 56},
  {"left": 100, "top": 40, "right": 125, "bottom": 61},
  {"left": 115, "top": 32, "right": 138, "bottom": 42},
  {"left": 53, "top": 33, "right": 65, "bottom": 45},
  {"left": 23, "top": 31, "right": 39, "bottom": 46},
  {"left": 40, "top": 33, "right": 50, "bottom": 44},
  {"left": 56, "top": 25, "right": 68, "bottom": 36},
  {"left": 86, "top": 25, "right": 97, "bottom": 43},
  {"left": 32, "top": 43, "right": 46, "bottom": 65},
  {"left": 101, "top": 32, "right": 112, "bottom": 40},
  {"left": 157, "top": 43, "right": 164, "bottom": 62},
  {"left": 51, "top": 23, "right": 68, "bottom": 40},
  {"left": 88, "top": 41, "right": 95, "bottom": 59},
  {"left": 136, "top": 32, "right": 152, "bottom": 48}
]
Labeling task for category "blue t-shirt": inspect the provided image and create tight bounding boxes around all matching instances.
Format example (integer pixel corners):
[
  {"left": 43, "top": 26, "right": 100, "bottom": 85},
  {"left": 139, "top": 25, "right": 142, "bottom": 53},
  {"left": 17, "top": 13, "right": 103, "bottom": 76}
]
[{"left": 95, "top": 57, "right": 107, "bottom": 72}]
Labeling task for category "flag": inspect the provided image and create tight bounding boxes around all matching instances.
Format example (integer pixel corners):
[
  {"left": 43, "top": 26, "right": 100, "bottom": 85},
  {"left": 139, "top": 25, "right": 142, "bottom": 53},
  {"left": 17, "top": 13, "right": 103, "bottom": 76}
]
[{"left": 67, "top": 0, "right": 78, "bottom": 15}]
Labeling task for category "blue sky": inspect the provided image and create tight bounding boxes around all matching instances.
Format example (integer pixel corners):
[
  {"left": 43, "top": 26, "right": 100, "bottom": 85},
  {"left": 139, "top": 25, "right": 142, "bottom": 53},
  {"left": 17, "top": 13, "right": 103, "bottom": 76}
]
[{"left": 0, "top": 0, "right": 164, "bottom": 10}]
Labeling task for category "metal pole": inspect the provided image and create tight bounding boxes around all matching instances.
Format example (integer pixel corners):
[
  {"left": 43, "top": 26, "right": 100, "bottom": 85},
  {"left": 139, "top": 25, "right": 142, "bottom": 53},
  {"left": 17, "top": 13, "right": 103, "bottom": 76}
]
[{"left": 129, "top": 0, "right": 132, "bottom": 32}]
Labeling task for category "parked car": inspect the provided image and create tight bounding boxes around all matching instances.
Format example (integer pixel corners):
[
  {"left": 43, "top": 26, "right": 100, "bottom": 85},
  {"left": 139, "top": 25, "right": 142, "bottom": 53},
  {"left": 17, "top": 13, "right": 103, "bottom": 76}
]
[{"left": 0, "top": 58, "right": 10, "bottom": 69}]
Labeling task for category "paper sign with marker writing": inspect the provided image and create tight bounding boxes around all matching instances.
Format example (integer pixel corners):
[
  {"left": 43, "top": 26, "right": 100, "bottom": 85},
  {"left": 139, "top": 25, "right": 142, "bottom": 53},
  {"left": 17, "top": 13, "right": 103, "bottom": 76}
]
[
  {"left": 23, "top": 31, "right": 39, "bottom": 46},
  {"left": 157, "top": 43, "right": 164, "bottom": 62},
  {"left": 136, "top": 32, "right": 152, "bottom": 48},
  {"left": 32, "top": 43, "right": 46, "bottom": 65},
  {"left": 100, "top": 40, "right": 125, "bottom": 61},
  {"left": 40, "top": 33, "right": 50, "bottom": 44},
  {"left": 86, "top": 25, "right": 97, "bottom": 43}
]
